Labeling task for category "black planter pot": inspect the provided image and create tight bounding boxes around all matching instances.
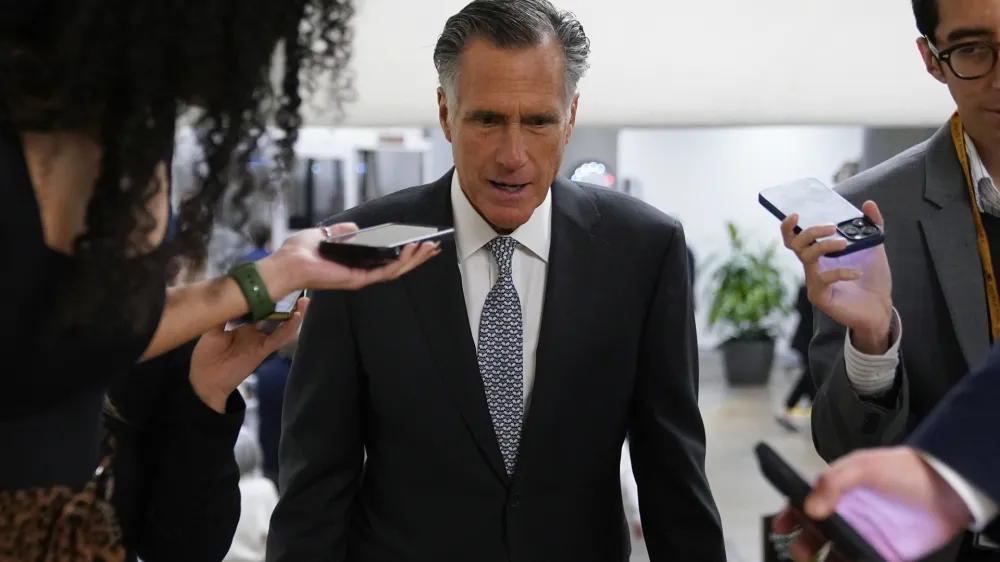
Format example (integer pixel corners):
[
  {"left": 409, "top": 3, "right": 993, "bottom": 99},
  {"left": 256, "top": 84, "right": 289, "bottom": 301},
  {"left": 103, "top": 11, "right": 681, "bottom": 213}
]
[{"left": 720, "top": 337, "right": 775, "bottom": 386}]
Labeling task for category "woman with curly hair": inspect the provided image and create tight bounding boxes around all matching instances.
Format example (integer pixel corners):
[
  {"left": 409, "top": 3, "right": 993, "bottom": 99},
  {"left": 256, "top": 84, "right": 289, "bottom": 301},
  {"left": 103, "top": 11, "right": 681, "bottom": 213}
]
[{"left": 0, "top": 0, "right": 439, "bottom": 558}]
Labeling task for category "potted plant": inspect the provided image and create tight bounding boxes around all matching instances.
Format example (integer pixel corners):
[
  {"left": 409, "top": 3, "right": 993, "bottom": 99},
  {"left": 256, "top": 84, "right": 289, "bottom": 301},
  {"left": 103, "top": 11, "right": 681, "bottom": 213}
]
[{"left": 706, "top": 222, "right": 791, "bottom": 386}]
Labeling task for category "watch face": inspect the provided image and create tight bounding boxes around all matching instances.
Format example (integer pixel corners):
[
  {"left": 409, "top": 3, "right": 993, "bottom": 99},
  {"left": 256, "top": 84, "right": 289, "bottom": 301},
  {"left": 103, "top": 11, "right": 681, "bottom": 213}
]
[{"left": 570, "top": 160, "right": 616, "bottom": 189}]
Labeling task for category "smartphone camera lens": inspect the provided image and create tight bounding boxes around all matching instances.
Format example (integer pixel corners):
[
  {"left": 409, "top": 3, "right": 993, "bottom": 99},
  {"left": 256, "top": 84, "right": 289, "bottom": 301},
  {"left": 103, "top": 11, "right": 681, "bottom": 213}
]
[
  {"left": 842, "top": 225, "right": 860, "bottom": 237},
  {"left": 852, "top": 218, "right": 866, "bottom": 228},
  {"left": 861, "top": 225, "right": 877, "bottom": 236}
]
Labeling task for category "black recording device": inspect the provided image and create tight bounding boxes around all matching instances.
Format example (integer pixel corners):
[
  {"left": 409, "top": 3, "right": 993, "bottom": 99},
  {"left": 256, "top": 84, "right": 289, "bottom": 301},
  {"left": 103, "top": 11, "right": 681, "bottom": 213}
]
[
  {"left": 318, "top": 223, "right": 455, "bottom": 269},
  {"left": 754, "top": 442, "right": 886, "bottom": 561},
  {"left": 758, "top": 178, "right": 884, "bottom": 257}
]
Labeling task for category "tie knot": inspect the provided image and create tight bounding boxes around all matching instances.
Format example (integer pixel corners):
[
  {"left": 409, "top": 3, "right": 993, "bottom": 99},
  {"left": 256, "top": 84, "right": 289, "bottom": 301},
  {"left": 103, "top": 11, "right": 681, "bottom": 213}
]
[{"left": 487, "top": 236, "right": 517, "bottom": 275}]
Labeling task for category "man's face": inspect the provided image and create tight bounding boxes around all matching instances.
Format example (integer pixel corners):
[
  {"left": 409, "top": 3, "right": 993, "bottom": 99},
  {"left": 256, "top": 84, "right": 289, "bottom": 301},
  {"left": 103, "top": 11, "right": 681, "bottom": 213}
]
[
  {"left": 438, "top": 35, "right": 578, "bottom": 233},
  {"left": 919, "top": 0, "right": 1000, "bottom": 144}
]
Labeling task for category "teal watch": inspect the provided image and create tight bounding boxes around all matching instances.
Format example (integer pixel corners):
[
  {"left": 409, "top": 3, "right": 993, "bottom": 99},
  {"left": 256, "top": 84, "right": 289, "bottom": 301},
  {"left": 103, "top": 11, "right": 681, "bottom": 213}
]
[{"left": 228, "top": 261, "right": 277, "bottom": 322}]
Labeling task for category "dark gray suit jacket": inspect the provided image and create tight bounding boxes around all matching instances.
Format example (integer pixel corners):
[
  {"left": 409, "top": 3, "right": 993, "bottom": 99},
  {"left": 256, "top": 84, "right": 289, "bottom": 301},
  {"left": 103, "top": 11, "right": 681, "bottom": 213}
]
[
  {"left": 810, "top": 124, "right": 991, "bottom": 560},
  {"left": 265, "top": 171, "right": 724, "bottom": 562}
]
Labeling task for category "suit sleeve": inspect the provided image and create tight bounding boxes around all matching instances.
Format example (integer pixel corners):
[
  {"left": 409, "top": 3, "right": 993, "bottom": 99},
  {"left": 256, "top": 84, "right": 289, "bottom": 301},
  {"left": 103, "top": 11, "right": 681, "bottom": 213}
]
[
  {"left": 266, "top": 289, "right": 364, "bottom": 562},
  {"left": 907, "top": 343, "right": 1000, "bottom": 519},
  {"left": 808, "top": 307, "right": 911, "bottom": 461},
  {"left": 126, "top": 348, "right": 246, "bottom": 562},
  {"left": 629, "top": 224, "right": 725, "bottom": 561}
]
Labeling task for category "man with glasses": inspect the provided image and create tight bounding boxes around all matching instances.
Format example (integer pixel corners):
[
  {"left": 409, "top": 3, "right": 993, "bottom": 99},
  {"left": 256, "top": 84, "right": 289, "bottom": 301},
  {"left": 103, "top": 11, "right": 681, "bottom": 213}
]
[{"left": 779, "top": 0, "right": 1000, "bottom": 559}]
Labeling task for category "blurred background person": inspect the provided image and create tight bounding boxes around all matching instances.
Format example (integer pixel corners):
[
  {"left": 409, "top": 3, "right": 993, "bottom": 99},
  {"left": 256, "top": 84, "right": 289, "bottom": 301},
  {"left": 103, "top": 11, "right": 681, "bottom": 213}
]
[{"left": 777, "top": 284, "right": 815, "bottom": 431}]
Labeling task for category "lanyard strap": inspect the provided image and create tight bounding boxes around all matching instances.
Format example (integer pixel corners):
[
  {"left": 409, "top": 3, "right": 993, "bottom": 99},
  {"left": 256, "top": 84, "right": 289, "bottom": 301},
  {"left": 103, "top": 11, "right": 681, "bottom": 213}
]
[{"left": 948, "top": 112, "right": 1000, "bottom": 340}]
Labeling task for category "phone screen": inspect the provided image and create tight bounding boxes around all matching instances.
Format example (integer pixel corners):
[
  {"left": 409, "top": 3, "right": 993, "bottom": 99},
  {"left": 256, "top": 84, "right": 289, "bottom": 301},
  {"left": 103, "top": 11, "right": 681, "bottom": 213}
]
[{"left": 328, "top": 223, "right": 441, "bottom": 248}]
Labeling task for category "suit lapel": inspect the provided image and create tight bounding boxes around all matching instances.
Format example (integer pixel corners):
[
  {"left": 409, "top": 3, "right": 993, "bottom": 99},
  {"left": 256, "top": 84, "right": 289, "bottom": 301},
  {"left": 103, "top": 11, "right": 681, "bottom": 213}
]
[
  {"left": 402, "top": 170, "right": 508, "bottom": 482},
  {"left": 919, "top": 126, "right": 991, "bottom": 368},
  {"left": 514, "top": 178, "right": 606, "bottom": 482}
]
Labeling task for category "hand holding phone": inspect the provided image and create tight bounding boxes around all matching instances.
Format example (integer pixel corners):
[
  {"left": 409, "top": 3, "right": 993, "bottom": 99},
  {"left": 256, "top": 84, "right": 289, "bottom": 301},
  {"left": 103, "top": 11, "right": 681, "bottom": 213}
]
[
  {"left": 759, "top": 178, "right": 883, "bottom": 258},
  {"left": 764, "top": 179, "right": 894, "bottom": 349},
  {"left": 755, "top": 442, "right": 886, "bottom": 561},
  {"left": 318, "top": 223, "right": 454, "bottom": 269}
]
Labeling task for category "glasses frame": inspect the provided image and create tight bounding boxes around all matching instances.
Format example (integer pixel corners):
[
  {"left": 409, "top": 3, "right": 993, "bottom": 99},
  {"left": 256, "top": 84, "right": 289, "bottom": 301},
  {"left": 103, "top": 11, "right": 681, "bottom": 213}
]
[{"left": 925, "top": 35, "right": 1000, "bottom": 80}]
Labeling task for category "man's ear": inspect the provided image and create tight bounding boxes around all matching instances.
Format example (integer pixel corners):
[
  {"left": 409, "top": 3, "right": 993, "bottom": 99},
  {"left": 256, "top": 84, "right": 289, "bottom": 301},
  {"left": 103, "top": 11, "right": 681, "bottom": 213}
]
[
  {"left": 437, "top": 88, "right": 453, "bottom": 142},
  {"left": 917, "top": 37, "right": 947, "bottom": 84},
  {"left": 565, "top": 93, "right": 579, "bottom": 145}
]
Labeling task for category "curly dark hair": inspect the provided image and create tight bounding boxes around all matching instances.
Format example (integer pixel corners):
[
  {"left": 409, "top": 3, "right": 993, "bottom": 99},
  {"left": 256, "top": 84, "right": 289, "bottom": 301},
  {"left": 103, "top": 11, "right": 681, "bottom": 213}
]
[{"left": 0, "top": 0, "right": 355, "bottom": 334}]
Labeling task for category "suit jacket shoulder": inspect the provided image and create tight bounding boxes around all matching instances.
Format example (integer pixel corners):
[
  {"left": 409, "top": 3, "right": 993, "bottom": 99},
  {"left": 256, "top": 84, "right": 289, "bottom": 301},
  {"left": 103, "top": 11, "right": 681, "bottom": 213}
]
[
  {"left": 575, "top": 182, "right": 681, "bottom": 246},
  {"left": 835, "top": 124, "right": 952, "bottom": 207}
]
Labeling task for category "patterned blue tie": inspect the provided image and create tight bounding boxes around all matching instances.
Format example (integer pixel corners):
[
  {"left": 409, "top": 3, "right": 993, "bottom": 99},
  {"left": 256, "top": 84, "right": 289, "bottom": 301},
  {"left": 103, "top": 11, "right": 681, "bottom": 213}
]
[{"left": 478, "top": 236, "right": 523, "bottom": 476}]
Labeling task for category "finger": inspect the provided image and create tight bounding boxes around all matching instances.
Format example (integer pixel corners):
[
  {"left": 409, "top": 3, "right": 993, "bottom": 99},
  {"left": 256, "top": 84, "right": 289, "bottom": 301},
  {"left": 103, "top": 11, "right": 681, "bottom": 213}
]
[
  {"left": 798, "top": 237, "right": 849, "bottom": 265},
  {"left": 814, "top": 267, "right": 862, "bottom": 286},
  {"left": 396, "top": 242, "right": 440, "bottom": 276},
  {"left": 806, "top": 449, "right": 905, "bottom": 518},
  {"left": 788, "top": 225, "right": 839, "bottom": 255},
  {"left": 780, "top": 214, "right": 800, "bottom": 247},
  {"left": 324, "top": 222, "right": 359, "bottom": 238},
  {"left": 788, "top": 526, "right": 830, "bottom": 561},
  {"left": 265, "top": 298, "right": 309, "bottom": 350},
  {"left": 860, "top": 200, "right": 884, "bottom": 227},
  {"left": 772, "top": 508, "right": 804, "bottom": 534}
]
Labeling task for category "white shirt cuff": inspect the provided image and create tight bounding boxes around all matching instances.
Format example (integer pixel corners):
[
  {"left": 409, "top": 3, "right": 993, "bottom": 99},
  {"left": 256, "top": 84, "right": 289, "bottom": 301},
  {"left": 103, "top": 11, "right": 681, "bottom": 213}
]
[
  {"left": 843, "top": 308, "right": 902, "bottom": 396},
  {"left": 921, "top": 452, "right": 999, "bottom": 531}
]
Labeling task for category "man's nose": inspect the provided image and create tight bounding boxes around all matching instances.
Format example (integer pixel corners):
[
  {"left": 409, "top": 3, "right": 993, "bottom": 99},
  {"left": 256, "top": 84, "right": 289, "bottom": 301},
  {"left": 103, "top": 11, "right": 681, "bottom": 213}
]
[{"left": 496, "top": 125, "right": 528, "bottom": 170}]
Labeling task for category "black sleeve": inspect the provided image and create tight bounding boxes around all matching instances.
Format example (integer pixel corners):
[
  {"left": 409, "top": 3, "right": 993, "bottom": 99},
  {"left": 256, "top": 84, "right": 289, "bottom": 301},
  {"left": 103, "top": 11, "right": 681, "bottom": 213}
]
[
  {"left": 628, "top": 224, "right": 726, "bottom": 561},
  {"left": 110, "top": 342, "right": 246, "bottom": 562}
]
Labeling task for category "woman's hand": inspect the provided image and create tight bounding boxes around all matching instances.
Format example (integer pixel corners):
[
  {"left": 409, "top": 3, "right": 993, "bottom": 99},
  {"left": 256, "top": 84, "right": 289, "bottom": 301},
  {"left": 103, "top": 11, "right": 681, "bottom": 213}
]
[
  {"left": 259, "top": 223, "right": 441, "bottom": 298},
  {"left": 189, "top": 297, "right": 308, "bottom": 412}
]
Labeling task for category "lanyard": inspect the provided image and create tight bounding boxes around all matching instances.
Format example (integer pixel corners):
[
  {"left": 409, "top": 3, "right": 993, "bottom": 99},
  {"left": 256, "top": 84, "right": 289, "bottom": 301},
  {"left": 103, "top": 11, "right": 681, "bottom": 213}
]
[{"left": 948, "top": 112, "right": 1000, "bottom": 340}]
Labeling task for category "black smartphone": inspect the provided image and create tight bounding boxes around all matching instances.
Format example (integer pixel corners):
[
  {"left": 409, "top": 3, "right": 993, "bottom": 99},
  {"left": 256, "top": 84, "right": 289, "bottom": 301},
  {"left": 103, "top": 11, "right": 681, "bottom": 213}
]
[
  {"left": 258, "top": 290, "right": 303, "bottom": 333},
  {"left": 318, "top": 223, "right": 455, "bottom": 269},
  {"left": 758, "top": 178, "right": 884, "bottom": 257},
  {"left": 754, "top": 442, "right": 886, "bottom": 561}
]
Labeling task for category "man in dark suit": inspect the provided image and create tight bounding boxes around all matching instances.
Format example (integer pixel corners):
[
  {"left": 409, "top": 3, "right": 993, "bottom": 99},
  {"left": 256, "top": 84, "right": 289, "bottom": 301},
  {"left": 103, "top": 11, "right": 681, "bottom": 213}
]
[
  {"left": 780, "top": 1, "right": 1000, "bottom": 558},
  {"left": 265, "top": 1, "right": 724, "bottom": 561},
  {"left": 771, "top": 341, "right": 1000, "bottom": 561}
]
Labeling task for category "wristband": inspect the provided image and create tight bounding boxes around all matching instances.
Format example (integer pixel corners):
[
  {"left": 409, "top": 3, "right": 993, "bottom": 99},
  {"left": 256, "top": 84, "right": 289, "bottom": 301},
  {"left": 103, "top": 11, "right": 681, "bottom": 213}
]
[{"left": 228, "top": 261, "right": 276, "bottom": 322}]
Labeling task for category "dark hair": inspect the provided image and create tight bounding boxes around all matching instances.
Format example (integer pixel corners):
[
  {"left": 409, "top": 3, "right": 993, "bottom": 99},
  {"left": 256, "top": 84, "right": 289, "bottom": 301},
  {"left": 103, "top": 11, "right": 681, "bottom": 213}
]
[
  {"left": 433, "top": 0, "right": 590, "bottom": 110},
  {"left": 248, "top": 221, "right": 272, "bottom": 249},
  {"left": 0, "top": 0, "right": 355, "bottom": 333},
  {"left": 912, "top": 0, "right": 939, "bottom": 40}
]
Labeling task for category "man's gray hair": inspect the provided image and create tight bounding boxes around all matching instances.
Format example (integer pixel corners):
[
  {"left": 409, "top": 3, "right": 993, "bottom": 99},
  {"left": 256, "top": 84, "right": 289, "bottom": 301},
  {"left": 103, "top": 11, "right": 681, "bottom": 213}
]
[{"left": 433, "top": 0, "right": 591, "bottom": 114}]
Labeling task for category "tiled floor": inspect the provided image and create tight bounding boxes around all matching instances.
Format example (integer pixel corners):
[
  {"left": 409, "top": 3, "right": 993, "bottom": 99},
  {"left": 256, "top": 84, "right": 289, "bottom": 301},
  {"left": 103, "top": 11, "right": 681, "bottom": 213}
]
[{"left": 630, "top": 351, "right": 827, "bottom": 562}]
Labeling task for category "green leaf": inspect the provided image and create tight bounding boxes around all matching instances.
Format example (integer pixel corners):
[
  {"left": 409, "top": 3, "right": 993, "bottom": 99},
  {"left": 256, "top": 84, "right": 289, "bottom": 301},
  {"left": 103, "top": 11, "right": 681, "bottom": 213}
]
[{"left": 704, "top": 222, "right": 792, "bottom": 341}]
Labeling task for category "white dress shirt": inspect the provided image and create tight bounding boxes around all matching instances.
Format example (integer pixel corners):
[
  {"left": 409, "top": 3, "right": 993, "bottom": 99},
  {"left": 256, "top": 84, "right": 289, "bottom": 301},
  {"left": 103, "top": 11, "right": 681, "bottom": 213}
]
[
  {"left": 620, "top": 440, "right": 641, "bottom": 524},
  {"left": 451, "top": 173, "right": 550, "bottom": 412},
  {"left": 842, "top": 133, "right": 998, "bottom": 529}
]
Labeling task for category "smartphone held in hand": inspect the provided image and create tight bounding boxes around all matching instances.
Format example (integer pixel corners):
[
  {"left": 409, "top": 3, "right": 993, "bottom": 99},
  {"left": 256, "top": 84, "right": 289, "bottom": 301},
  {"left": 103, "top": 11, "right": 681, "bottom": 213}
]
[
  {"left": 759, "top": 178, "right": 884, "bottom": 258},
  {"left": 318, "top": 222, "right": 454, "bottom": 269}
]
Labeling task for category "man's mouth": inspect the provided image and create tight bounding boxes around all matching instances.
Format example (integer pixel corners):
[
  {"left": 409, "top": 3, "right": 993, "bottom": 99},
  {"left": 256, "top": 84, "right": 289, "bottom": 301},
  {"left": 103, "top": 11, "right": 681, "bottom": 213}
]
[{"left": 489, "top": 180, "right": 528, "bottom": 192}]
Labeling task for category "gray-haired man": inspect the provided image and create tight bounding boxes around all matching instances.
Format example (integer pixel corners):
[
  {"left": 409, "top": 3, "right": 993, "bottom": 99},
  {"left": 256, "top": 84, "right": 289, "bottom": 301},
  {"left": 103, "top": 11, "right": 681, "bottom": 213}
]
[{"left": 266, "top": 1, "right": 724, "bottom": 560}]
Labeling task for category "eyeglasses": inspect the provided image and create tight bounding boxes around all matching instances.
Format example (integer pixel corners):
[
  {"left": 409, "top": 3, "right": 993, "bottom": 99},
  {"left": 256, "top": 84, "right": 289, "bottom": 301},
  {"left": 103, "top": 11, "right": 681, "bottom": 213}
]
[{"left": 925, "top": 36, "right": 1000, "bottom": 80}]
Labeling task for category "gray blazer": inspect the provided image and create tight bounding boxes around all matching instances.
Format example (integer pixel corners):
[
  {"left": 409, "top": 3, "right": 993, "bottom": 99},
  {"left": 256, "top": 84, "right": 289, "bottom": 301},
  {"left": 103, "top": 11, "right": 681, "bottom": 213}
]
[{"left": 809, "top": 124, "right": 992, "bottom": 559}]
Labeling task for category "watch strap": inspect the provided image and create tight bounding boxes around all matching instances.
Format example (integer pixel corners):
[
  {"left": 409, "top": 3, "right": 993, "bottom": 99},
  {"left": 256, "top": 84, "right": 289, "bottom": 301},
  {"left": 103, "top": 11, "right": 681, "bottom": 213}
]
[{"left": 228, "top": 261, "right": 276, "bottom": 322}]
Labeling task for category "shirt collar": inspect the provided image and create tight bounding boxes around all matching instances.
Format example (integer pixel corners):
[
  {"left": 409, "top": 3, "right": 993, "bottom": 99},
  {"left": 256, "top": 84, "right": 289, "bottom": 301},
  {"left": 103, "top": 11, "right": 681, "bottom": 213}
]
[
  {"left": 964, "top": 132, "right": 995, "bottom": 211},
  {"left": 449, "top": 171, "right": 551, "bottom": 263}
]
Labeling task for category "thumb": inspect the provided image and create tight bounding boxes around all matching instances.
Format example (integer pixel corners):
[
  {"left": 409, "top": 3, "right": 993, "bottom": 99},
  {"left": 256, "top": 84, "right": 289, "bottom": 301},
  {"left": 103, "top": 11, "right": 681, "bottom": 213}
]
[
  {"left": 263, "top": 297, "right": 308, "bottom": 352},
  {"left": 805, "top": 454, "right": 871, "bottom": 518}
]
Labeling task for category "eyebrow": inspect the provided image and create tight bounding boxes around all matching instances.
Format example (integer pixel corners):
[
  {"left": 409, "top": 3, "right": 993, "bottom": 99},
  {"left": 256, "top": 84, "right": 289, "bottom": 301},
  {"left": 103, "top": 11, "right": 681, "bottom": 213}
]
[
  {"left": 464, "top": 109, "right": 561, "bottom": 124},
  {"left": 945, "top": 26, "right": 995, "bottom": 43}
]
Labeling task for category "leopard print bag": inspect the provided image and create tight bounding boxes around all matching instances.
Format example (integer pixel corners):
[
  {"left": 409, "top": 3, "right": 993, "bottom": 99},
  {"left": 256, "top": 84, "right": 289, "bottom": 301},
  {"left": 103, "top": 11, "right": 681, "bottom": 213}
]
[{"left": 0, "top": 436, "right": 124, "bottom": 562}]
